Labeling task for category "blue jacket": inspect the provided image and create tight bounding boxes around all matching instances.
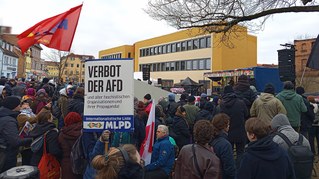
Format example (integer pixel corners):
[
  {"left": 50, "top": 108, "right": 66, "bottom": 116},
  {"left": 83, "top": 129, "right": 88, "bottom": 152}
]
[
  {"left": 237, "top": 135, "right": 295, "bottom": 179},
  {"left": 145, "top": 135, "right": 175, "bottom": 175},
  {"left": 83, "top": 132, "right": 101, "bottom": 179},
  {"left": 211, "top": 131, "right": 236, "bottom": 179}
]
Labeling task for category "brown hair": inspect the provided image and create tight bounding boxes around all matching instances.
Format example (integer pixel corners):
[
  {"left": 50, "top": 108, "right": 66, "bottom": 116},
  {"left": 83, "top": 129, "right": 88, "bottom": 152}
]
[
  {"left": 212, "top": 113, "right": 230, "bottom": 136},
  {"left": 193, "top": 120, "right": 214, "bottom": 145},
  {"left": 245, "top": 117, "right": 271, "bottom": 139},
  {"left": 36, "top": 110, "right": 52, "bottom": 124},
  {"left": 74, "top": 87, "right": 84, "bottom": 96},
  {"left": 92, "top": 144, "right": 138, "bottom": 179}
]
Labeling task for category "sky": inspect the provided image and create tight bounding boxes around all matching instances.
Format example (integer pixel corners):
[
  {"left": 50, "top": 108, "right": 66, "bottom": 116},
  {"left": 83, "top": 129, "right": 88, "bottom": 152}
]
[{"left": 1, "top": 0, "right": 319, "bottom": 65}]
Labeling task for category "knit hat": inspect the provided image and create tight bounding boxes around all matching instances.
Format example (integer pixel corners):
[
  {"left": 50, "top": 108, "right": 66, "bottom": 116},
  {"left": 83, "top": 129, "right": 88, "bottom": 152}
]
[
  {"left": 42, "top": 78, "right": 49, "bottom": 84},
  {"left": 223, "top": 85, "right": 234, "bottom": 94},
  {"left": 264, "top": 83, "right": 275, "bottom": 95},
  {"left": 238, "top": 75, "right": 249, "bottom": 82},
  {"left": 271, "top": 114, "right": 291, "bottom": 130},
  {"left": 64, "top": 112, "right": 82, "bottom": 127},
  {"left": 144, "top": 94, "right": 151, "bottom": 100},
  {"left": 2, "top": 96, "right": 21, "bottom": 110},
  {"left": 188, "top": 96, "right": 195, "bottom": 103},
  {"left": 295, "top": 86, "right": 305, "bottom": 95},
  {"left": 168, "top": 93, "right": 175, "bottom": 102},
  {"left": 26, "top": 88, "right": 36, "bottom": 96}
]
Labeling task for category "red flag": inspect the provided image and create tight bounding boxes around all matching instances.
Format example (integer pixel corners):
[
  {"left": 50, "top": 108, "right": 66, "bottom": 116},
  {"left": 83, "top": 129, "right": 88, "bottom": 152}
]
[
  {"left": 140, "top": 100, "right": 155, "bottom": 165},
  {"left": 17, "top": 4, "right": 83, "bottom": 54}
]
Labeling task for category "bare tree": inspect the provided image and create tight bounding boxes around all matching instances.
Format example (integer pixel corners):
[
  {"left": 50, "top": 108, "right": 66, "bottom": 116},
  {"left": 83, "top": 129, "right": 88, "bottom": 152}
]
[
  {"left": 43, "top": 50, "right": 70, "bottom": 83},
  {"left": 145, "top": 0, "right": 317, "bottom": 36}
]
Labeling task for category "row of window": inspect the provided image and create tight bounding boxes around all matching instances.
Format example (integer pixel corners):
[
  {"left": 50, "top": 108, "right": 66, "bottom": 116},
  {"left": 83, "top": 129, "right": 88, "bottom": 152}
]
[
  {"left": 139, "top": 36, "right": 211, "bottom": 57},
  {"left": 3, "top": 56, "right": 17, "bottom": 66},
  {"left": 139, "top": 58, "right": 211, "bottom": 72},
  {"left": 101, "top": 53, "right": 122, "bottom": 59},
  {"left": 65, "top": 63, "right": 85, "bottom": 68},
  {"left": 64, "top": 70, "right": 85, "bottom": 75}
]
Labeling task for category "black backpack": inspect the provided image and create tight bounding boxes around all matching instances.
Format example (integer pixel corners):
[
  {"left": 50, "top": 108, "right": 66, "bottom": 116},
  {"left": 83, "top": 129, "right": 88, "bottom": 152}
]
[{"left": 276, "top": 132, "right": 314, "bottom": 179}]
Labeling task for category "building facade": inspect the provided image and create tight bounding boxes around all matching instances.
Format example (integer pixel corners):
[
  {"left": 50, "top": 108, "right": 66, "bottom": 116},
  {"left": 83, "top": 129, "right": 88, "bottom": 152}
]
[
  {"left": 61, "top": 53, "right": 94, "bottom": 84},
  {"left": 99, "top": 27, "right": 257, "bottom": 90},
  {"left": 0, "top": 34, "right": 19, "bottom": 79},
  {"left": 44, "top": 61, "right": 59, "bottom": 79}
]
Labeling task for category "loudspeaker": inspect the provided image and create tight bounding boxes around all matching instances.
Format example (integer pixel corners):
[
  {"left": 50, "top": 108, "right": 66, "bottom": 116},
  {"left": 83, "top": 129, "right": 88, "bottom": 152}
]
[
  {"left": 142, "top": 66, "right": 150, "bottom": 81},
  {"left": 278, "top": 49, "right": 295, "bottom": 82}
]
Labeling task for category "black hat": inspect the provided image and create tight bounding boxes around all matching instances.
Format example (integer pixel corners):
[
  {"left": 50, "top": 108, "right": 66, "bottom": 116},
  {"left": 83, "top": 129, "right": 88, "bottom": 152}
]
[
  {"left": 144, "top": 94, "right": 151, "bottom": 100},
  {"left": 188, "top": 96, "right": 195, "bottom": 103},
  {"left": 264, "top": 83, "right": 275, "bottom": 95},
  {"left": 223, "top": 85, "right": 234, "bottom": 94},
  {"left": 42, "top": 78, "right": 49, "bottom": 84},
  {"left": 238, "top": 75, "right": 249, "bottom": 82},
  {"left": 2, "top": 96, "right": 21, "bottom": 110},
  {"left": 295, "top": 86, "right": 305, "bottom": 95}
]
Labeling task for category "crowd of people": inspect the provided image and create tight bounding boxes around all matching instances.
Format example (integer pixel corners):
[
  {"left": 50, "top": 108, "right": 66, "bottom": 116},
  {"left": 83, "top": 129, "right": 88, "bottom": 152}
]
[{"left": 0, "top": 74, "right": 317, "bottom": 179}]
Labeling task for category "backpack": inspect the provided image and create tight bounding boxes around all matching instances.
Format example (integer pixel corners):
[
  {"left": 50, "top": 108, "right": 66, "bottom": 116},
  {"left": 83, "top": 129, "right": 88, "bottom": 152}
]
[
  {"left": 276, "top": 132, "right": 314, "bottom": 179},
  {"left": 70, "top": 134, "right": 87, "bottom": 175}
]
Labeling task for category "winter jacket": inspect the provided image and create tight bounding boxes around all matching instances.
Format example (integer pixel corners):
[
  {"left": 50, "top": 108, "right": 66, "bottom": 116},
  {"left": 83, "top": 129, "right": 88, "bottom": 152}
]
[
  {"left": 237, "top": 135, "right": 295, "bottom": 179},
  {"left": 67, "top": 94, "right": 84, "bottom": 116},
  {"left": 174, "top": 144, "right": 221, "bottom": 179},
  {"left": 183, "top": 103, "right": 200, "bottom": 127},
  {"left": 145, "top": 135, "right": 175, "bottom": 175},
  {"left": 28, "top": 122, "right": 62, "bottom": 166},
  {"left": 250, "top": 93, "right": 287, "bottom": 123},
  {"left": 276, "top": 90, "right": 307, "bottom": 127},
  {"left": 233, "top": 82, "right": 257, "bottom": 110},
  {"left": 83, "top": 132, "right": 101, "bottom": 179},
  {"left": 300, "top": 95, "right": 315, "bottom": 131},
  {"left": 17, "top": 108, "right": 37, "bottom": 131},
  {"left": 172, "top": 115, "right": 191, "bottom": 150},
  {"left": 219, "top": 93, "right": 248, "bottom": 142},
  {"left": 58, "top": 88, "right": 69, "bottom": 118},
  {"left": 58, "top": 122, "right": 82, "bottom": 179},
  {"left": 0, "top": 107, "right": 32, "bottom": 172},
  {"left": 210, "top": 131, "right": 236, "bottom": 179}
]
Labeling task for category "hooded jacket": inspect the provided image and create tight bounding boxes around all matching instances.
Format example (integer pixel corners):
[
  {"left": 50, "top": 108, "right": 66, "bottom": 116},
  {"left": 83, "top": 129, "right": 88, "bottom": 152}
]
[
  {"left": 250, "top": 93, "right": 287, "bottom": 123},
  {"left": 58, "top": 88, "right": 69, "bottom": 118},
  {"left": 237, "top": 135, "right": 295, "bottom": 179},
  {"left": 276, "top": 90, "right": 307, "bottom": 127}
]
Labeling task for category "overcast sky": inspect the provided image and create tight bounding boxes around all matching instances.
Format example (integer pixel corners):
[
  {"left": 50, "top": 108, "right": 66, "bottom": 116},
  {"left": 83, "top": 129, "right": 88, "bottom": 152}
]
[{"left": 1, "top": 0, "right": 319, "bottom": 65}]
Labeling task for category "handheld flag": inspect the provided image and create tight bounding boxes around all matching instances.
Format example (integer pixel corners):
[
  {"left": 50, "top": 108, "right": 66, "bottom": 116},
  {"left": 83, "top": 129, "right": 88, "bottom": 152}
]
[
  {"left": 306, "top": 34, "right": 319, "bottom": 70},
  {"left": 140, "top": 100, "right": 155, "bottom": 165},
  {"left": 17, "top": 4, "right": 83, "bottom": 54}
]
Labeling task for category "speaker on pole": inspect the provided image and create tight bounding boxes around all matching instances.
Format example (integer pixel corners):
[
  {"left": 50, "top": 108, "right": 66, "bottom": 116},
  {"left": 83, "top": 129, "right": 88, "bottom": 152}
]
[{"left": 278, "top": 48, "right": 295, "bottom": 82}]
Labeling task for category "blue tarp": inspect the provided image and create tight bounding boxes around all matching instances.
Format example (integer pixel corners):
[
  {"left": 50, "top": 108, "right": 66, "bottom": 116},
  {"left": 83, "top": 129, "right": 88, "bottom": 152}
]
[{"left": 254, "top": 67, "right": 283, "bottom": 93}]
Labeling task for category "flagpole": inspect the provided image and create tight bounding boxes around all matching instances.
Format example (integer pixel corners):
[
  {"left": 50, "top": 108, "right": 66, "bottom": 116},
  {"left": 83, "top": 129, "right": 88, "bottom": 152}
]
[{"left": 300, "top": 65, "right": 307, "bottom": 86}]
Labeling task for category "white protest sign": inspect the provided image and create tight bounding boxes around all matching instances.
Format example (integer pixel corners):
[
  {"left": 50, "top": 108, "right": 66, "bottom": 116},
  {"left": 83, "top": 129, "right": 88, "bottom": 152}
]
[{"left": 83, "top": 58, "right": 134, "bottom": 132}]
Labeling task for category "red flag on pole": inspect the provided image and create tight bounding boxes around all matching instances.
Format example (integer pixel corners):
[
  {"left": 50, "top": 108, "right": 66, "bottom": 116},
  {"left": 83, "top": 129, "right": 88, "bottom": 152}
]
[
  {"left": 17, "top": 4, "right": 83, "bottom": 54},
  {"left": 140, "top": 100, "right": 155, "bottom": 165}
]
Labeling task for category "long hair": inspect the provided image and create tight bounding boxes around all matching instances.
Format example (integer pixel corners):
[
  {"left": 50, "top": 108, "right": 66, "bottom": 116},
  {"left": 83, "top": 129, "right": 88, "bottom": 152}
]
[{"left": 92, "top": 144, "right": 138, "bottom": 179}]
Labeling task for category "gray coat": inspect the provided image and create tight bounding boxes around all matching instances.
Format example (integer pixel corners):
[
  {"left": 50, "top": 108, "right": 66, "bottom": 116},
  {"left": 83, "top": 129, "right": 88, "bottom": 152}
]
[{"left": 273, "top": 125, "right": 310, "bottom": 150}]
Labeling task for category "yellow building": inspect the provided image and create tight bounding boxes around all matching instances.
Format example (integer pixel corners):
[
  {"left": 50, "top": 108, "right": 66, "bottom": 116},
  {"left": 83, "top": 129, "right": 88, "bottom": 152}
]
[
  {"left": 44, "top": 61, "right": 59, "bottom": 79},
  {"left": 99, "top": 27, "right": 257, "bottom": 90},
  {"left": 61, "top": 53, "right": 94, "bottom": 83},
  {"left": 25, "top": 50, "right": 32, "bottom": 78}
]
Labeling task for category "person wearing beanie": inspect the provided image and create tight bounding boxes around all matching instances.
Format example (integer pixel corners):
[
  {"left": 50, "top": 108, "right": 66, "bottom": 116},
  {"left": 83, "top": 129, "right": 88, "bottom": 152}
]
[
  {"left": 0, "top": 96, "right": 33, "bottom": 172},
  {"left": 143, "top": 93, "right": 152, "bottom": 115},
  {"left": 271, "top": 114, "right": 311, "bottom": 151},
  {"left": 217, "top": 85, "right": 248, "bottom": 166},
  {"left": 168, "top": 93, "right": 176, "bottom": 102},
  {"left": 295, "top": 86, "right": 315, "bottom": 139},
  {"left": 166, "top": 93, "right": 179, "bottom": 118},
  {"left": 183, "top": 95, "right": 200, "bottom": 133},
  {"left": 233, "top": 75, "right": 257, "bottom": 114},
  {"left": 58, "top": 112, "right": 83, "bottom": 179},
  {"left": 68, "top": 87, "right": 85, "bottom": 117},
  {"left": 276, "top": 81, "right": 307, "bottom": 132},
  {"left": 250, "top": 83, "right": 287, "bottom": 124},
  {"left": 177, "top": 93, "right": 188, "bottom": 106}
]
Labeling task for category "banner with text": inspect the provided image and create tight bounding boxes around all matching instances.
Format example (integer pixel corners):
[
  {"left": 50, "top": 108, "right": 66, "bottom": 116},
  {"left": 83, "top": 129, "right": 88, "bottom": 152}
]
[{"left": 83, "top": 58, "right": 134, "bottom": 132}]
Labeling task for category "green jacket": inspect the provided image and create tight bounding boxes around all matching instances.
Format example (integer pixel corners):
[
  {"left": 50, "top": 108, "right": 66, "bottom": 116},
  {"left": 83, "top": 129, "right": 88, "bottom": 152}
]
[{"left": 276, "top": 90, "right": 307, "bottom": 127}]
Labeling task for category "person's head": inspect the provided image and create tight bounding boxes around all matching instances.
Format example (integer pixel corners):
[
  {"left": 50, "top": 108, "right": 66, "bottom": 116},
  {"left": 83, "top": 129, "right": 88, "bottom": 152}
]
[
  {"left": 156, "top": 125, "right": 169, "bottom": 139},
  {"left": 20, "top": 99, "right": 31, "bottom": 109},
  {"left": 212, "top": 113, "right": 230, "bottom": 133},
  {"left": 264, "top": 83, "right": 275, "bottom": 95},
  {"left": 223, "top": 85, "right": 234, "bottom": 95},
  {"left": 283, "top": 81, "right": 294, "bottom": 90},
  {"left": 26, "top": 88, "right": 36, "bottom": 96},
  {"left": 36, "top": 110, "right": 53, "bottom": 124},
  {"left": 295, "top": 86, "right": 305, "bottom": 95},
  {"left": 74, "top": 87, "right": 84, "bottom": 97},
  {"left": 143, "top": 93, "right": 151, "bottom": 104},
  {"left": 187, "top": 95, "right": 196, "bottom": 104},
  {"left": 245, "top": 117, "right": 271, "bottom": 142},
  {"left": 238, "top": 74, "right": 249, "bottom": 83},
  {"left": 36, "top": 88, "right": 47, "bottom": 97},
  {"left": 42, "top": 78, "right": 49, "bottom": 84},
  {"left": 175, "top": 106, "right": 186, "bottom": 118},
  {"left": 9, "top": 79, "right": 16, "bottom": 86},
  {"left": 168, "top": 93, "right": 176, "bottom": 102},
  {"left": 2, "top": 96, "right": 21, "bottom": 111},
  {"left": 271, "top": 114, "right": 291, "bottom": 131},
  {"left": 193, "top": 120, "right": 214, "bottom": 145},
  {"left": 64, "top": 112, "right": 82, "bottom": 127},
  {"left": 92, "top": 144, "right": 141, "bottom": 179},
  {"left": 180, "top": 93, "right": 188, "bottom": 102},
  {"left": 155, "top": 104, "right": 164, "bottom": 118}
]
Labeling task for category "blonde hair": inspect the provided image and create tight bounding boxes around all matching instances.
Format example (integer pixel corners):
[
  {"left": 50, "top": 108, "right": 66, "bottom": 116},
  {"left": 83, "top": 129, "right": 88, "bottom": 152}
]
[{"left": 92, "top": 144, "right": 138, "bottom": 179}]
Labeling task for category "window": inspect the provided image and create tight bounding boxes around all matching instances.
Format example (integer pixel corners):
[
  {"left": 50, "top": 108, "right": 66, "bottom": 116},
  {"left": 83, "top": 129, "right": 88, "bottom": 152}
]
[
  {"left": 166, "top": 62, "right": 170, "bottom": 71},
  {"left": 65, "top": 71, "right": 68, "bottom": 75},
  {"left": 186, "top": 61, "right": 192, "bottom": 70},
  {"left": 128, "top": 52, "right": 131, "bottom": 58},
  {"left": 181, "top": 41, "right": 186, "bottom": 51},
  {"left": 199, "top": 59, "right": 205, "bottom": 70},
  {"left": 71, "top": 64, "right": 74, "bottom": 67},
  {"left": 146, "top": 48, "right": 149, "bottom": 56},
  {"left": 154, "top": 47, "right": 157, "bottom": 55},
  {"left": 158, "top": 46, "right": 162, "bottom": 54},
  {"left": 65, "top": 63, "right": 68, "bottom": 67},
  {"left": 77, "top": 64, "right": 79, "bottom": 68},
  {"left": 192, "top": 60, "right": 198, "bottom": 70},
  {"left": 205, "top": 59, "right": 211, "bottom": 70},
  {"left": 301, "top": 43, "right": 307, "bottom": 52},
  {"left": 199, "top": 38, "right": 206, "bottom": 48},
  {"left": 181, "top": 61, "right": 186, "bottom": 70},
  {"left": 82, "top": 64, "right": 85, "bottom": 68},
  {"left": 170, "top": 62, "right": 175, "bottom": 71},
  {"left": 152, "top": 64, "right": 157, "bottom": 72},
  {"left": 140, "top": 49, "right": 143, "bottom": 57},
  {"left": 187, "top": 40, "right": 193, "bottom": 50},
  {"left": 206, "top": 37, "right": 211, "bottom": 48},
  {"left": 176, "top": 42, "right": 181, "bottom": 52},
  {"left": 156, "top": 63, "right": 161, "bottom": 71},
  {"left": 161, "top": 63, "right": 166, "bottom": 71},
  {"left": 193, "top": 39, "right": 199, "bottom": 49},
  {"left": 162, "top": 45, "right": 166, "bottom": 54},
  {"left": 167, "top": 44, "right": 171, "bottom": 53},
  {"left": 172, "top": 43, "right": 176, "bottom": 52},
  {"left": 150, "top": 48, "right": 154, "bottom": 55},
  {"left": 175, "top": 61, "right": 180, "bottom": 71}
]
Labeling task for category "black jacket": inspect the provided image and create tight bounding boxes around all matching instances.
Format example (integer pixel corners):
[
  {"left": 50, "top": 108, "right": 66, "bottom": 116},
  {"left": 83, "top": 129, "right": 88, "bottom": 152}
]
[
  {"left": 172, "top": 116, "right": 191, "bottom": 150},
  {"left": 68, "top": 94, "right": 84, "bottom": 116}
]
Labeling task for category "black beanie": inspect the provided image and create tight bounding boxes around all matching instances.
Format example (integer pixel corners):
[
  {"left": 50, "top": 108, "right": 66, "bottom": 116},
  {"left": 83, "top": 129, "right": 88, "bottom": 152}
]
[
  {"left": 296, "top": 86, "right": 305, "bottom": 95},
  {"left": 264, "top": 84, "right": 275, "bottom": 95},
  {"left": 223, "top": 85, "right": 234, "bottom": 94},
  {"left": 144, "top": 94, "right": 151, "bottom": 100},
  {"left": 238, "top": 75, "right": 249, "bottom": 82},
  {"left": 42, "top": 78, "right": 49, "bottom": 84},
  {"left": 2, "top": 96, "right": 21, "bottom": 110}
]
